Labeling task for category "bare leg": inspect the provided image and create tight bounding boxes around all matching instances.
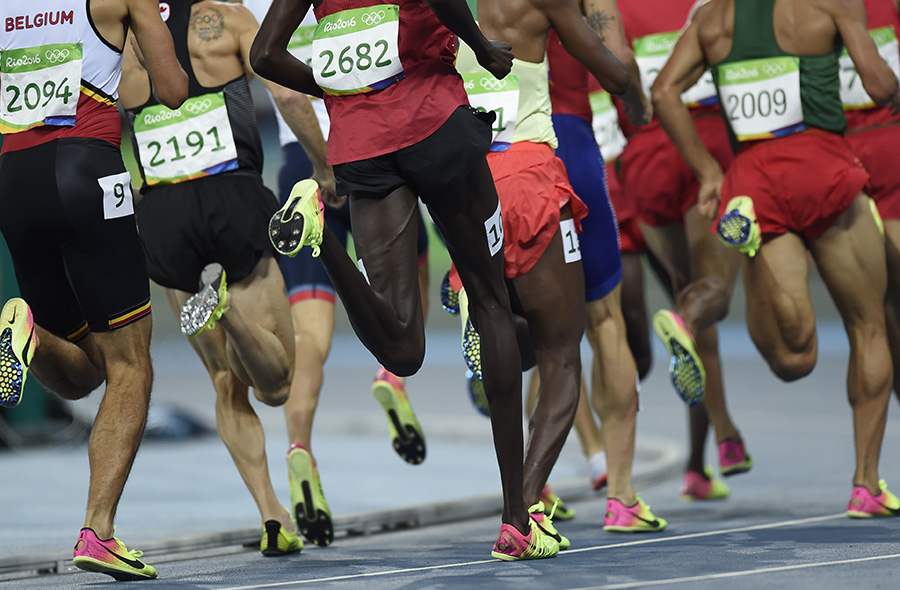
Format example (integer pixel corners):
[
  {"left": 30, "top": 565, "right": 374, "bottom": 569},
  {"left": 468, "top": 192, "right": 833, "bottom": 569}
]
[
  {"left": 882, "top": 219, "right": 900, "bottom": 404},
  {"left": 28, "top": 327, "right": 104, "bottom": 400},
  {"left": 620, "top": 252, "right": 653, "bottom": 379}
]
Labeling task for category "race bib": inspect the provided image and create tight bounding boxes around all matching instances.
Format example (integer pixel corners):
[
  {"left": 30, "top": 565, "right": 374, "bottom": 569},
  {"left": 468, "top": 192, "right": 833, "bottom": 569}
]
[
  {"left": 461, "top": 72, "right": 520, "bottom": 151},
  {"left": 133, "top": 92, "right": 239, "bottom": 185},
  {"left": 840, "top": 26, "right": 900, "bottom": 110},
  {"left": 717, "top": 57, "right": 805, "bottom": 141},
  {"left": 560, "top": 218, "right": 581, "bottom": 264},
  {"left": 312, "top": 5, "right": 405, "bottom": 95},
  {"left": 0, "top": 43, "right": 81, "bottom": 134},
  {"left": 632, "top": 31, "right": 716, "bottom": 108},
  {"left": 589, "top": 90, "right": 626, "bottom": 161}
]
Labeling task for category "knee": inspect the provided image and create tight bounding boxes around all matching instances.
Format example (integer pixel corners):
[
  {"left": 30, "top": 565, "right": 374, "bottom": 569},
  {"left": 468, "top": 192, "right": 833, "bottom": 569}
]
[
  {"left": 254, "top": 383, "right": 291, "bottom": 407},
  {"left": 379, "top": 345, "right": 425, "bottom": 378},
  {"left": 769, "top": 350, "right": 817, "bottom": 382}
]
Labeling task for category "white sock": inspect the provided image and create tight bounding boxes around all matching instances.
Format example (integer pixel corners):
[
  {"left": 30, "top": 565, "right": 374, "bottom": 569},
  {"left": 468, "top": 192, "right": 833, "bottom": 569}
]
[{"left": 588, "top": 451, "right": 607, "bottom": 481}]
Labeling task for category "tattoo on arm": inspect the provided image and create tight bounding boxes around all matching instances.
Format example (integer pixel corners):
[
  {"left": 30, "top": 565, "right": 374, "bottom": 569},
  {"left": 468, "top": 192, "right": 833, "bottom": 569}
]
[
  {"left": 191, "top": 7, "right": 225, "bottom": 42},
  {"left": 586, "top": 9, "right": 615, "bottom": 42}
]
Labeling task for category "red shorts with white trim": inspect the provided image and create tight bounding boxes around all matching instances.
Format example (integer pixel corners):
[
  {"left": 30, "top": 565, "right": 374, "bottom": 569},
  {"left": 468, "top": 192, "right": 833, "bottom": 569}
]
[
  {"left": 487, "top": 142, "right": 588, "bottom": 279},
  {"left": 845, "top": 124, "right": 900, "bottom": 221},
  {"left": 720, "top": 130, "right": 869, "bottom": 240}
]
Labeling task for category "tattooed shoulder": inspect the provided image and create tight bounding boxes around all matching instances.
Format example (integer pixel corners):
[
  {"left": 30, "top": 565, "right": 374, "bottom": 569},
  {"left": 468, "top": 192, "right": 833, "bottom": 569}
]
[
  {"left": 587, "top": 9, "right": 616, "bottom": 42},
  {"left": 191, "top": 6, "right": 226, "bottom": 42}
]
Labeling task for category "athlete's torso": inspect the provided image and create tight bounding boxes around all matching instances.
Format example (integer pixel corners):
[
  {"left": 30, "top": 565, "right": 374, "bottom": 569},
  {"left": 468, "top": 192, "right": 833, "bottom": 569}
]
[
  {"left": 313, "top": 0, "right": 467, "bottom": 164},
  {"left": 0, "top": 0, "right": 124, "bottom": 152},
  {"left": 844, "top": 0, "right": 900, "bottom": 129}
]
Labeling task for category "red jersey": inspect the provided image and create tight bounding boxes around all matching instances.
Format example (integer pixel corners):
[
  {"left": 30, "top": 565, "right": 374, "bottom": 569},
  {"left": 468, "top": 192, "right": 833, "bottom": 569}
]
[
  {"left": 547, "top": 30, "right": 592, "bottom": 122},
  {"left": 616, "top": 0, "right": 719, "bottom": 137},
  {"left": 844, "top": 0, "right": 900, "bottom": 130},
  {"left": 314, "top": 0, "right": 468, "bottom": 164}
]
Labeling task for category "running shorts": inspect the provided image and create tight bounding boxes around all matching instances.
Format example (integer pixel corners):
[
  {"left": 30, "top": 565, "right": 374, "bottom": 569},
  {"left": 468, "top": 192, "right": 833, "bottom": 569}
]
[
  {"left": 606, "top": 159, "right": 645, "bottom": 254},
  {"left": 0, "top": 138, "right": 150, "bottom": 338},
  {"left": 720, "top": 129, "right": 869, "bottom": 240},
  {"left": 620, "top": 115, "right": 733, "bottom": 227},
  {"left": 333, "top": 105, "right": 492, "bottom": 203},
  {"left": 277, "top": 142, "right": 428, "bottom": 305},
  {"left": 846, "top": 124, "right": 900, "bottom": 221},
  {"left": 552, "top": 113, "right": 622, "bottom": 301},
  {"left": 136, "top": 171, "right": 279, "bottom": 293},
  {"left": 486, "top": 141, "right": 589, "bottom": 279}
]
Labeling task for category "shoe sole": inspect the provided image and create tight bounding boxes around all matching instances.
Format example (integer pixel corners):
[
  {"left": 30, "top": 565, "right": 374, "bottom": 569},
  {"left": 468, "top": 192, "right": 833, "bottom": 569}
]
[
  {"left": 0, "top": 298, "right": 34, "bottom": 408},
  {"left": 603, "top": 524, "right": 668, "bottom": 533},
  {"left": 653, "top": 311, "right": 705, "bottom": 406},
  {"left": 270, "top": 179, "right": 322, "bottom": 257},
  {"left": 717, "top": 196, "right": 761, "bottom": 256},
  {"left": 180, "top": 267, "right": 227, "bottom": 337},
  {"left": 462, "top": 318, "right": 482, "bottom": 380},
  {"left": 288, "top": 450, "right": 334, "bottom": 547},
  {"left": 73, "top": 557, "right": 157, "bottom": 581},
  {"left": 721, "top": 460, "right": 753, "bottom": 477},
  {"left": 372, "top": 380, "right": 426, "bottom": 465}
]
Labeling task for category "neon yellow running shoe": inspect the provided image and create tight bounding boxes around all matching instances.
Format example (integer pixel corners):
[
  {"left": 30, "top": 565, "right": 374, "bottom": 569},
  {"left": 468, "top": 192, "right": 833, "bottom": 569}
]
[
  {"left": 73, "top": 528, "right": 157, "bottom": 581},
  {"left": 287, "top": 443, "right": 334, "bottom": 546},
  {"left": 372, "top": 367, "right": 426, "bottom": 465},
  {"left": 540, "top": 486, "right": 575, "bottom": 521},
  {"left": 603, "top": 495, "right": 668, "bottom": 533},
  {"left": 869, "top": 197, "right": 885, "bottom": 239},
  {"left": 529, "top": 501, "right": 571, "bottom": 550},
  {"left": 717, "top": 196, "right": 761, "bottom": 257},
  {"left": 491, "top": 520, "right": 559, "bottom": 561},
  {"left": 260, "top": 519, "right": 303, "bottom": 556},
  {"left": 180, "top": 263, "right": 230, "bottom": 337},
  {"left": 681, "top": 467, "right": 730, "bottom": 501},
  {"left": 0, "top": 298, "right": 36, "bottom": 408},
  {"left": 653, "top": 309, "right": 705, "bottom": 406},
  {"left": 270, "top": 179, "right": 325, "bottom": 258},
  {"left": 458, "top": 288, "right": 482, "bottom": 380}
]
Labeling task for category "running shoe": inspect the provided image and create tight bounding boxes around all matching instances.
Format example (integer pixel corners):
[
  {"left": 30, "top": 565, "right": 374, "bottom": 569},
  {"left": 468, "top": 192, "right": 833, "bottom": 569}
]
[
  {"left": 592, "top": 473, "right": 609, "bottom": 491},
  {"left": 491, "top": 520, "right": 559, "bottom": 561},
  {"left": 717, "top": 196, "right": 761, "bottom": 257},
  {"left": 540, "top": 486, "right": 575, "bottom": 521},
  {"left": 72, "top": 528, "right": 157, "bottom": 581},
  {"left": 440, "top": 270, "right": 460, "bottom": 315},
  {"left": 287, "top": 443, "right": 334, "bottom": 547},
  {"left": 681, "top": 467, "right": 730, "bottom": 501},
  {"left": 653, "top": 310, "right": 705, "bottom": 406},
  {"left": 458, "top": 288, "right": 482, "bottom": 380},
  {"left": 719, "top": 439, "right": 753, "bottom": 476},
  {"left": 869, "top": 197, "right": 885, "bottom": 239},
  {"left": 847, "top": 479, "right": 900, "bottom": 518},
  {"left": 466, "top": 369, "right": 490, "bottom": 417},
  {"left": 269, "top": 179, "right": 324, "bottom": 258},
  {"left": 372, "top": 367, "right": 426, "bottom": 465},
  {"left": 603, "top": 496, "right": 668, "bottom": 533},
  {"left": 260, "top": 520, "right": 303, "bottom": 556},
  {"left": 180, "top": 263, "right": 229, "bottom": 337},
  {"left": 529, "top": 501, "right": 570, "bottom": 550},
  {"left": 0, "top": 298, "right": 36, "bottom": 408}
]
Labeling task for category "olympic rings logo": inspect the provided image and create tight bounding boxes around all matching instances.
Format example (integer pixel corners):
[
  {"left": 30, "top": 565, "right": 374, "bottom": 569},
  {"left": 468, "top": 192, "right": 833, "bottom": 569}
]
[
  {"left": 362, "top": 10, "right": 386, "bottom": 26},
  {"left": 45, "top": 49, "right": 70, "bottom": 63},
  {"left": 762, "top": 63, "right": 786, "bottom": 76},
  {"left": 480, "top": 77, "right": 506, "bottom": 91},
  {"left": 184, "top": 99, "right": 212, "bottom": 114}
]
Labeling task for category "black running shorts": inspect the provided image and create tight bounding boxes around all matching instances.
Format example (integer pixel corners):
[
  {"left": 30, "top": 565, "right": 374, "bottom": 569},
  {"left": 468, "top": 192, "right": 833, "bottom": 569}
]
[
  {"left": 0, "top": 138, "right": 151, "bottom": 338},
  {"left": 333, "top": 105, "right": 492, "bottom": 202},
  {"left": 135, "top": 171, "right": 279, "bottom": 293}
]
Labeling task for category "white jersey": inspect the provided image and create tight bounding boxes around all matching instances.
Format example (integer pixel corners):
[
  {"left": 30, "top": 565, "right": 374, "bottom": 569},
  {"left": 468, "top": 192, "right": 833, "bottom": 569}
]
[
  {"left": 242, "top": 0, "right": 330, "bottom": 147},
  {"left": 0, "top": 0, "right": 123, "bottom": 100}
]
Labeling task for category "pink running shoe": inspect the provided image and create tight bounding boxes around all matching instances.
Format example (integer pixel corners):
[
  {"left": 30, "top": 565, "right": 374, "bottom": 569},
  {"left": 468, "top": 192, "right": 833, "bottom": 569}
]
[
  {"left": 719, "top": 439, "right": 753, "bottom": 476},
  {"left": 603, "top": 496, "right": 667, "bottom": 533},
  {"left": 847, "top": 480, "right": 900, "bottom": 518},
  {"left": 491, "top": 522, "right": 559, "bottom": 561},
  {"left": 681, "top": 468, "right": 730, "bottom": 501},
  {"left": 72, "top": 528, "right": 157, "bottom": 580}
]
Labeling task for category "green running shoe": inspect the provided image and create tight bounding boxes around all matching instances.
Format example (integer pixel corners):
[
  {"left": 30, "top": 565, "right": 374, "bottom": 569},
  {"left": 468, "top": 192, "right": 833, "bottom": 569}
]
[
  {"left": 540, "top": 486, "right": 575, "bottom": 521},
  {"left": 260, "top": 520, "right": 303, "bottom": 556},
  {"left": 529, "top": 501, "right": 571, "bottom": 550},
  {"left": 372, "top": 367, "right": 426, "bottom": 465},
  {"left": 287, "top": 443, "right": 334, "bottom": 546},
  {"left": 717, "top": 196, "right": 761, "bottom": 257},
  {"left": 0, "top": 298, "right": 36, "bottom": 408},
  {"left": 491, "top": 520, "right": 559, "bottom": 561},
  {"left": 653, "top": 309, "right": 705, "bottom": 406},
  {"left": 270, "top": 179, "right": 324, "bottom": 257},
  {"left": 180, "top": 263, "right": 229, "bottom": 337}
]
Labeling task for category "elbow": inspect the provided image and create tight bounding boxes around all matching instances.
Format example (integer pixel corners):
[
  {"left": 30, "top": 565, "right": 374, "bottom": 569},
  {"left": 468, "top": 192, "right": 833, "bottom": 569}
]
[
  {"left": 650, "top": 81, "right": 674, "bottom": 113},
  {"left": 158, "top": 72, "right": 188, "bottom": 110},
  {"left": 249, "top": 40, "right": 275, "bottom": 81}
]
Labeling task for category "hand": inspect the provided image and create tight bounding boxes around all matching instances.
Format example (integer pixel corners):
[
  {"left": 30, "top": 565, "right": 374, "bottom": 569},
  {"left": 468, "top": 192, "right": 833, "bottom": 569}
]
[
  {"left": 313, "top": 167, "right": 344, "bottom": 209},
  {"left": 476, "top": 40, "right": 514, "bottom": 80},
  {"left": 624, "top": 94, "right": 653, "bottom": 127},
  {"left": 886, "top": 90, "right": 900, "bottom": 116},
  {"left": 697, "top": 175, "right": 723, "bottom": 220}
]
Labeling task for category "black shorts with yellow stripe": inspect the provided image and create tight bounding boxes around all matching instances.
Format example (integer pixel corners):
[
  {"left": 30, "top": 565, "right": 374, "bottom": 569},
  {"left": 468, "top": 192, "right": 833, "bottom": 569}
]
[{"left": 0, "top": 138, "right": 151, "bottom": 340}]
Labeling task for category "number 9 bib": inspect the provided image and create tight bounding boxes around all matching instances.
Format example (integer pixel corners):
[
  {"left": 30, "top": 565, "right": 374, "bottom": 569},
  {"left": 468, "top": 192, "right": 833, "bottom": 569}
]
[
  {"left": 312, "top": 5, "right": 405, "bottom": 95},
  {"left": 0, "top": 42, "right": 81, "bottom": 134}
]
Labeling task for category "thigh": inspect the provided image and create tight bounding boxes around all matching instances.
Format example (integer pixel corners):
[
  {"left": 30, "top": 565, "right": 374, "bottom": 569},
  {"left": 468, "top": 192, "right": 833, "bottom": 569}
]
[{"left": 229, "top": 253, "right": 294, "bottom": 351}]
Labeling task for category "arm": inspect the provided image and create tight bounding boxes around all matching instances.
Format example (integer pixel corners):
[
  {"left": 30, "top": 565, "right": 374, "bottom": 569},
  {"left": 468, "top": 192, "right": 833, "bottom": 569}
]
[
  {"left": 126, "top": 0, "right": 187, "bottom": 108},
  {"left": 250, "top": 0, "right": 324, "bottom": 97},
  {"left": 833, "top": 0, "right": 900, "bottom": 110},
  {"left": 423, "top": 0, "right": 513, "bottom": 79},
  {"left": 539, "top": 0, "right": 628, "bottom": 94},
  {"left": 235, "top": 8, "right": 337, "bottom": 202},
  {"left": 582, "top": 0, "right": 650, "bottom": 124},
  {"left": 652, "top": 18, "right": 722, "bottom": 219}
]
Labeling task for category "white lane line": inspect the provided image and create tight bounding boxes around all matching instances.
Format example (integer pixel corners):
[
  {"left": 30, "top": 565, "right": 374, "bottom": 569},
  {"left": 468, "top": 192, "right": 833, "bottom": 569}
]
[
  {"left": 215, "top": 513, "right": 848, "bottom": 590},
  {"left": 567, "top": 553, "right": 900, "bottom": 589}
]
